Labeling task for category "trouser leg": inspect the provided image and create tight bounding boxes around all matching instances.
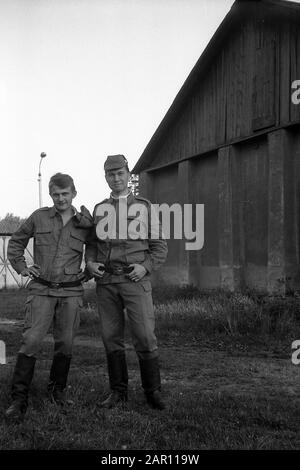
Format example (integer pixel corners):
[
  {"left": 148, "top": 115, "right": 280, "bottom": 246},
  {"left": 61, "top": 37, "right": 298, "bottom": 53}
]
[
  {"left": 120, "top": 281, "right": 165, "bottom": 409},
  {"left": 97, "top": 285, "right": 128, "bottom": 407},
  {"left": 6, "top": 294, "right": 54, "bottom": 421},
  {"left": 52, "top": 296, "right": 81, "bottom": 357},
  {"left": 96, "top": 284, "right": 126, "bottom": 353},
  {"left": 119, "top": 280, "right": 158, "bottom": 360},
  {"left": 19, "top": 295, "right": 55, "bottom": 357},
  {"left": 48, "top": 296, "right": 81, "bottom": 403}
]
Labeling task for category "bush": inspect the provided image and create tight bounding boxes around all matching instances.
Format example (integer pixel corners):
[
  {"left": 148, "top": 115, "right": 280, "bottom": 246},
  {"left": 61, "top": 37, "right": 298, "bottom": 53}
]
[
  {"left": 2, "top": 285, "right": 300, "bottom": 340},
  {"left": 153, "top": 287, "right": 300, "bottom": 339}
]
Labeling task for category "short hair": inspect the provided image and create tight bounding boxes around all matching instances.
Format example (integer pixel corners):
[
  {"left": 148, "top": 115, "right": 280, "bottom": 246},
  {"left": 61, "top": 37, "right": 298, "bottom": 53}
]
[{"left": 49, "top": 173, "right": 76, "bottom": 193}]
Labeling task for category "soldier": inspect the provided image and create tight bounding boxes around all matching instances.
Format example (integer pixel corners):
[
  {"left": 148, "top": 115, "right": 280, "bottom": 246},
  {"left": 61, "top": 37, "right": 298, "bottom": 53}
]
[
  {"left": 86, "top": 154, "right": 168, "bottom": 410},
  {"left": 5, "top": 173, "right": 93, "bottom": 422}
]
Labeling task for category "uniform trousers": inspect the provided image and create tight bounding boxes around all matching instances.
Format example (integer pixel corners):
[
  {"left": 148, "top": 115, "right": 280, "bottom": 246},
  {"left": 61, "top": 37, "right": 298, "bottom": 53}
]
[
  {"left": 20, "top": 295, "right": 81, "bottom": 357},
  {"left": 96, "top": 280, "right": 158, "bottom": 360}
]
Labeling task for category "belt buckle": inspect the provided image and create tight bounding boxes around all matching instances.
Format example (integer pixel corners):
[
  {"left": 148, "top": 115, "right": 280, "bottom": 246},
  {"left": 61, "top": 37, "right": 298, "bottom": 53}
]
[
  {"left": 113, "top": 267, "right": 123, "bottom": 275},
  {"left": 51, "top": 282, "right": 61, "bottom": 289}
]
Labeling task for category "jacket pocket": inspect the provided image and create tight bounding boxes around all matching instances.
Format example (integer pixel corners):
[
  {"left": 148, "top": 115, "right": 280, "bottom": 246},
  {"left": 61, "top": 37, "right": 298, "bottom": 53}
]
[
  {"left": 139, "top": 280, "right": 152, "bottom": 292},
  {"left": 69, "top": 232, "right": 85, "bottom": 252},
  {"left": 35, "top": 229, "right": 52, "bottom": 245},
  {"left": 64, "top": 266, "right": 82, "bottom": 275}
]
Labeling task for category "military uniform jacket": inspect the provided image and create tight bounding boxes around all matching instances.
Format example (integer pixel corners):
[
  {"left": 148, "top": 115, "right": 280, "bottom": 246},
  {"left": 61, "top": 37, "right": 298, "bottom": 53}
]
[
  {"left": 85, "top": 192, "right": 168, "bottom": 284},
  {"left": 8, "top": 206, "right": 93, "bottom": 296}
]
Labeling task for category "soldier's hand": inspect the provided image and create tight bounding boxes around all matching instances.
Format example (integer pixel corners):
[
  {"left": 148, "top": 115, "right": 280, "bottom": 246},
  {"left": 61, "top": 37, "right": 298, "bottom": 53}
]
[
  {"left": 80, "top": 205, "right": 92, "bottom": 220},
  {"left": 21, "top": 264, "right": 40, "bottom": 279},
  {"left": 127, "top": 264, "right": 147, "bottom": 282},
  {"left": 86, "top": 261, "right": 105, "bottom": 278}
]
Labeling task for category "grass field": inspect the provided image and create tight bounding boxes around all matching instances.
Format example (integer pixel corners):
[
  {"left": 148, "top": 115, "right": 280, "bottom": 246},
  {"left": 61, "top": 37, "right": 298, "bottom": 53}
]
[{"left": 0, "top": 286, "right": 300, "bottom": 450}]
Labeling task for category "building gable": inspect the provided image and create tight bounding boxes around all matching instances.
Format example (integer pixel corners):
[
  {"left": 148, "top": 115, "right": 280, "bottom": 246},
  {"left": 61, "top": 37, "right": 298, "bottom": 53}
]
[{"left": 134, "top": 0, "right": 300, "bottom": 174}]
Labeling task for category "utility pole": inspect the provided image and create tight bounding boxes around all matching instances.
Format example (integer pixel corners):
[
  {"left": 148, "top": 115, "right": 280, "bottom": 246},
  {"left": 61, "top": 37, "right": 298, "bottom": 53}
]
[{"left": 38, "top": 152, "right": 47, "bottom": 208}]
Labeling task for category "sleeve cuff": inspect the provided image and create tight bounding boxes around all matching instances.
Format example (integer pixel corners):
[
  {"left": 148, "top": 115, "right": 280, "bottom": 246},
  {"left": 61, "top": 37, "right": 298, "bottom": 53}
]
[
  {"left": 13, "top": 261, "right": 27, "bottom": 275},
  {"left": 141, "top": 258, "right": 153, "bottom": 274}
]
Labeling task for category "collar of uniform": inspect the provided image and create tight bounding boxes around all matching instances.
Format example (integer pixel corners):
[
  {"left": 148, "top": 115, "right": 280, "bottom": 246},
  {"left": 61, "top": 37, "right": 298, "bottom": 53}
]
[
  {"left": 110, "top": 190, "right": 133, "bottom": 203},
  {"left": 110, "top": 189, "right": 131, "bottom": 199},
  {"left": 72, "top": 206, "right": 81, "bottom": 221},
  {"left": 49, "top": 206, "right": 77, "bottom": 218},
  {"left": 49, "top": 206, "right": 57, "bottom": 218}
]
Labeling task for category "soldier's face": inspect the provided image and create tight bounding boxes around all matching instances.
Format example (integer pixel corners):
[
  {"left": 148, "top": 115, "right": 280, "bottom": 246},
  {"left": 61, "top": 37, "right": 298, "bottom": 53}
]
[
  {"left": 105, "top": 167, "right": 130, "bottom": 195},
  {"left": 50, "top": 185, "right": 77, "bottom": 213}
]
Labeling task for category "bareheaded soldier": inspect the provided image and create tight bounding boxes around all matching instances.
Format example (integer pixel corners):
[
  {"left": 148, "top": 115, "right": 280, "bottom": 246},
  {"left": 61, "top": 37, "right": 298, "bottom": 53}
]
[
  {"left": 86, "top": 155, "right": 168, "bottom": 410},
  {"left": 5, "top": 173, "right": 93, "bottom": 422}
]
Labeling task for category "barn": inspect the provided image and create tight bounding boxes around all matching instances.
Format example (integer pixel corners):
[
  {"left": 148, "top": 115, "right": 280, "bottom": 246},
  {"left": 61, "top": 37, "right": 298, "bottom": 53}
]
[{"left": 133, "top": 0, "right": 300, "bottom": 294}]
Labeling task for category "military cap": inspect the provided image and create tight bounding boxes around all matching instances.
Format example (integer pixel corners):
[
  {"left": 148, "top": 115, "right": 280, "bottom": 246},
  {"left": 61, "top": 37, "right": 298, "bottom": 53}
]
[{"left": 104, "top": 154, "right": 128, "bottom": 171}]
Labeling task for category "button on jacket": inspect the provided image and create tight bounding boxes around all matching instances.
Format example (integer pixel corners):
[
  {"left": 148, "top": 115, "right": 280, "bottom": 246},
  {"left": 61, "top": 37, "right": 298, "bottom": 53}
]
[
  {"left": 8, "top": 206, "right": 93, "bottom": 296},
  {"left": 86, "top": 192, "right": 168, "bottom": 284}
]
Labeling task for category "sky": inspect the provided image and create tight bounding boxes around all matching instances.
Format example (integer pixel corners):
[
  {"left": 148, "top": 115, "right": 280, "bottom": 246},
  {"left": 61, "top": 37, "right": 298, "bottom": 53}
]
[{"left": 0, "top": 0, "right": 237, "bottom": 218}]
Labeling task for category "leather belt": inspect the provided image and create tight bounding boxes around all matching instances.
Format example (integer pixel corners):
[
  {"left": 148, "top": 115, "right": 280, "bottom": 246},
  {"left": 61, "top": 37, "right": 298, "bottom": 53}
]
[
  {"left": 103, "top": 265, "right": 134, "bottom": 275},
  {"left": 32, "top": 276, "right": 84, "bottom": 289}
]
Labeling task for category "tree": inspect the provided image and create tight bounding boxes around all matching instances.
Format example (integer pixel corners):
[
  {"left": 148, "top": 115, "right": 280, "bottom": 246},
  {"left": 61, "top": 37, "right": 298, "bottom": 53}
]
[
  {"left": 0, "top": 213, "right": 26, "bottom": 232},
  {"left": 0, "top": 213, "right": 26, "bottom": 224}
]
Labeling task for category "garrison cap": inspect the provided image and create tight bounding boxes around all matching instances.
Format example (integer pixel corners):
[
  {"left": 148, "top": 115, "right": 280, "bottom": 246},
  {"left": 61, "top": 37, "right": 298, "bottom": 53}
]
[{"left": 104, "top": 154, "right": 128, "bottom": 171}]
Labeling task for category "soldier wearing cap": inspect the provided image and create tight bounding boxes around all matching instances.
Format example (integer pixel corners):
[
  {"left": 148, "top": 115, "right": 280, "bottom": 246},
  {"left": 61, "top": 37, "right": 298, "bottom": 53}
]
[
  {"left": 86, "top": 155, "right": 168, "bottom": 410},
  {"left": 5, "top": 173, "right": 93, "bottom": 422}
]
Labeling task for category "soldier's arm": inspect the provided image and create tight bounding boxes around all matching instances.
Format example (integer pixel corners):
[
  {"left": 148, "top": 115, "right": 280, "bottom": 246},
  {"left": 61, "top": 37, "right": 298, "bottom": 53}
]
[
  {"left": 141, "top": 203, "right": 168, "bottom": 273},
  {"left": 85, "top": 205, "right": 98, "bottom": 263},
  {"left": 7, "top": 215, "right": 35, "bottom": 274},
  {"left": 84, "top": 213, "right": 104, "bottom": 278}
]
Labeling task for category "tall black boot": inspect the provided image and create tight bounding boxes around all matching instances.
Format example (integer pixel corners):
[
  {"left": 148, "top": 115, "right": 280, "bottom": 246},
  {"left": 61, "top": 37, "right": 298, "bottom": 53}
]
[
  {"left": 139, "top": 357, "right": 165, "bottom": 410},
  {"left": 100, "top": 351, "right": 128, "bottom": 408},
  {"left": 48, "top": 353, "right": 71, "bottom": 405},
  {"left": 5, "top": 353, "right": 36, "bottom": 422}
]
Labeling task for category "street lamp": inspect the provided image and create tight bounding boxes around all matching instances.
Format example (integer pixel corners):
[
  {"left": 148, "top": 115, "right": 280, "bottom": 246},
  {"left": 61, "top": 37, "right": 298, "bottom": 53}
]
[{"left": 38, "top": 152, "right": 47, "bottom": 208}]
